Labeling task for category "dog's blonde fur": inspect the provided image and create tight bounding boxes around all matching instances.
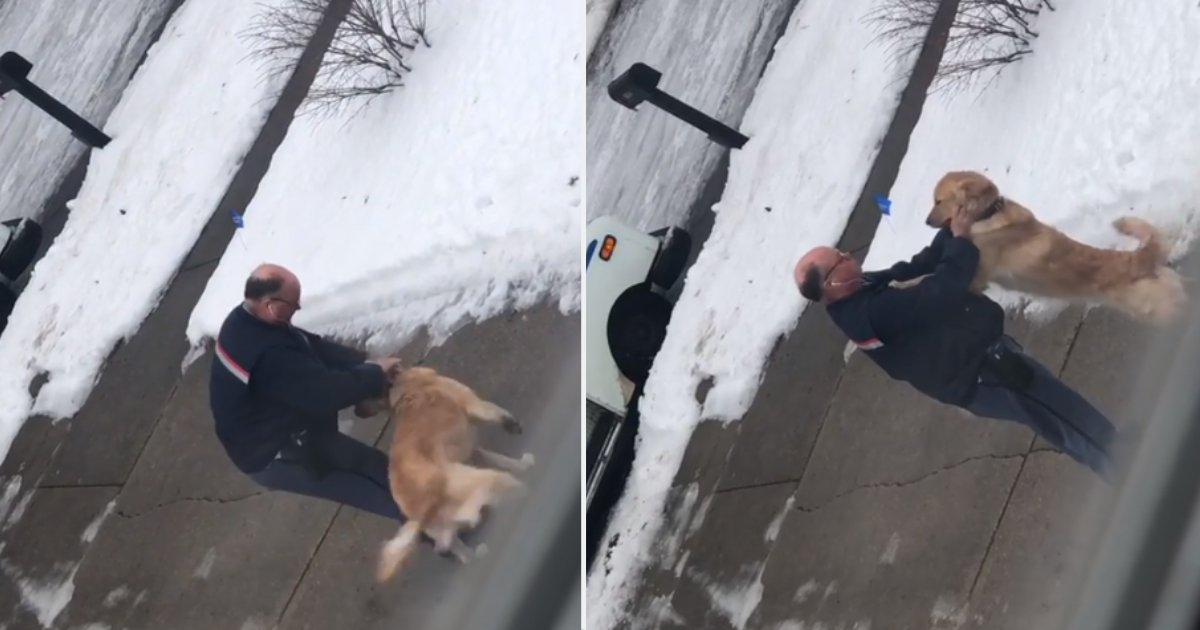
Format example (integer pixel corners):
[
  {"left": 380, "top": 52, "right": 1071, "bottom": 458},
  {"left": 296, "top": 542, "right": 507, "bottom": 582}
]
[
  {"left": 358, "top": 366, "right": 532, "bottom": 582},
  {"left": 924, "top": 170, "right": 1186, "bottom": 324}
]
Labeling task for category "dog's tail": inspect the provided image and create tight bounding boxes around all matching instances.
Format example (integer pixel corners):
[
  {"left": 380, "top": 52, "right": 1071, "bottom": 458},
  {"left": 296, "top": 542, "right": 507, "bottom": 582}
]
[
  {"left": 377, "top": 520, "right": 423, "bottom": 582},
  {"left": 1113, "top": 216, "right": 1169, "bottom": 274}
]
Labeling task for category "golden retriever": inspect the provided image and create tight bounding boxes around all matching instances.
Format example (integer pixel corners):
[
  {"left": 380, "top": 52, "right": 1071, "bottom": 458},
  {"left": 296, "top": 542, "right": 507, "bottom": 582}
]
[
  {"left": 922, "top": 170, "right": 1186, "bottom": 324},
  {"left": 355, "top": 366, "right": 533, "bottom": 582}
]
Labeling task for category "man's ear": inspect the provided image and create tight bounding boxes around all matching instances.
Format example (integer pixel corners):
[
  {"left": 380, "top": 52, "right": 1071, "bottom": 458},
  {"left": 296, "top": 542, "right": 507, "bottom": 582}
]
[{"left": 798, "top": 266, "right": 824, "bottom": 301}]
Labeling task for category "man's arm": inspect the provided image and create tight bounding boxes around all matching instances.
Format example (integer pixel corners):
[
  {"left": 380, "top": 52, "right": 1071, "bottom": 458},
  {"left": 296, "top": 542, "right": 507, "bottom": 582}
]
[
  {"left": 306, "top": 333, "right": 369, "bottom": 368},
  {"left": 868, "top": 235, "right": 981, "bottom": 339},
  {"left": 883, "top": 228, "right": 954, "bottom": 282},
  {"left": 252, "top": 346, "right": 386, "bottom": 415}
]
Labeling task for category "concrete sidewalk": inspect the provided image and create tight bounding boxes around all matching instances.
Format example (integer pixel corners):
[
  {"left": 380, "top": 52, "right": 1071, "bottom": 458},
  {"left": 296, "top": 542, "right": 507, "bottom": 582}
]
[
  {"left": 609, "top": 295, "right": 1189, "bottom": 630},
  {"left": 0, "top": 303, "right": 578, "bottom": 630}
]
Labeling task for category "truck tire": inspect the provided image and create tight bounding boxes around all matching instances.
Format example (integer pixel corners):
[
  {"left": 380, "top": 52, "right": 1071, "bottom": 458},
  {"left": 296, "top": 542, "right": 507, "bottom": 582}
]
[
  {"left": 607, "top": 285, "right": 671, "bottom": 384},
  {"left": 0, "top": 281, "right": 16, "bottom": 335}
]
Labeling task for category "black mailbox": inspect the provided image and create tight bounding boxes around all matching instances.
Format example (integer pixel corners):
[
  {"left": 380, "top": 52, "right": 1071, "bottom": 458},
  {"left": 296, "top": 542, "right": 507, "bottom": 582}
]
[
  {"left": 0, "top": 51, "right": 111, "bottom": 149},
  {"left": 607, "top": 62, "right": 663, "bottom": 110},
  {"left": 0, "top": 52, "right": 32, "bottom": 81},
  {"left": 605, "top": 62, "right": 749, "bottom": 150}
]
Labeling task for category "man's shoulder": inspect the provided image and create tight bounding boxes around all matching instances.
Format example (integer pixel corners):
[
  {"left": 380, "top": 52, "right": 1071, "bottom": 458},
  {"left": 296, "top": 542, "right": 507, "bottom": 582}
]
[
  {"left": 217, "top": 305, "right": 253, "bottom": 337},
  {"left": 216, "top": 305, "right": 295, "bottom": 352},
  {"left": 827, "top": 289, "right": 884, "bottom": 341},
  {"left": 826, "top": 288, "right": 875, "bottom": 323}
]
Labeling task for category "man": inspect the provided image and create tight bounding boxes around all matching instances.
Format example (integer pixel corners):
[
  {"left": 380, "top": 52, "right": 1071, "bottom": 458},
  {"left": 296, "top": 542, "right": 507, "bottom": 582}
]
[
  {"left": 793, "top": 207, "right": 1117, "bottom": 479},
  {"left": 208, "top": 263, "right": 403, "bottom": 519}
]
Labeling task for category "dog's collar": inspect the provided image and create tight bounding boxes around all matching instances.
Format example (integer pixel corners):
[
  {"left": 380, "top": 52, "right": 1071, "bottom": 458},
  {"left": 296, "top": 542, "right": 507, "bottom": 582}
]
[{"left": 978, "top": 196, "right": 1005, "bottom": 221}]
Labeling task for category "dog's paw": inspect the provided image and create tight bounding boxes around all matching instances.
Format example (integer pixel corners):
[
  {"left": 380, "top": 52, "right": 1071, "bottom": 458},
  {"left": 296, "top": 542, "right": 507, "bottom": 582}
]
[
  {"left": 501, "top": 414, "right": 523, "bottom": 435},
  {"left": 474, "top": 543, "right": 490, "bottom": 559},
  {"left": 519, "top": 453, "right": 535, "bottom": 470}
]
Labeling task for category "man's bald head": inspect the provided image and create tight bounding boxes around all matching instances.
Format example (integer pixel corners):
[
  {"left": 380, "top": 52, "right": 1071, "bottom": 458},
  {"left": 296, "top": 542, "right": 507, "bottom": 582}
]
[
  {"left": 244, "top": 263, "right": 297, "bottom": 300},
  {"left": 244, "top": 263, "right": 302, "bottom": 325},
  {"left": 793, "top": 246, "right": 862, "bottom": 303}
]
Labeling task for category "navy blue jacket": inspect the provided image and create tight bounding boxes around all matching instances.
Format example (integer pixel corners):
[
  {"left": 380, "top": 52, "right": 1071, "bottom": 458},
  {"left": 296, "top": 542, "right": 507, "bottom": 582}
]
[
  {"left": 826, "top": 229, "right": 1005, "bottom": 406},
  {"left": 208, "top": 305, "right": 387, "bottom": 473}
]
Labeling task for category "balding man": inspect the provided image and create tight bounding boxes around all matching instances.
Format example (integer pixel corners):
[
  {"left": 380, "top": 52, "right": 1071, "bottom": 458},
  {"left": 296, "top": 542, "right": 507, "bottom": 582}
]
[
  {"left": 208, "top": 263, "right": 403, "bottom": 519},
  {"left": 793, "top": 207, "right": 1118, "bottom": 479}
]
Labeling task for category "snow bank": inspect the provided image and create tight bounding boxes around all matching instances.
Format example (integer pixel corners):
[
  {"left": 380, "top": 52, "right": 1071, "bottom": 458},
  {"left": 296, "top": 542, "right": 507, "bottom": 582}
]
[
  {"left": 862, "top": 1, "right": 1200, "bottom": 321},
  {"left": 585, "top": 2, "right": 923, "bottom": 627},
  {"left": 0, "top": 0, "right": 291, "bottom": 464},
  {"left": 187, "top": 0, "right": 583, "bottom": 354}
]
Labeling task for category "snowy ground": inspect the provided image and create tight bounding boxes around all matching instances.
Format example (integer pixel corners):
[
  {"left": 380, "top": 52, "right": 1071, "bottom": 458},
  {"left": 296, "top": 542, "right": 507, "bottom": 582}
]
[
  {"left": 0, "top": 0, "right": 174, "bottom": 222},
  {"left": 185, "top": 0, "right": 582, "bottom": 356},
  {"left": 585, "top": 1, "right": 923, "bottom": 627},
  {"left": 0, "top": 0, "right": 291, "bottom": 463},
  {"left": 587, "top": 2, "right": 1200, "bottom": 629},
  {"left": 585, "top": 0, "right": 795, "bottom": 231}
]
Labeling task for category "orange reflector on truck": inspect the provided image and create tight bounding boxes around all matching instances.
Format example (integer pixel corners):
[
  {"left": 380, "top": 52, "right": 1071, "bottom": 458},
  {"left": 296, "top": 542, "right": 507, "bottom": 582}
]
[{"left": 599, "top": 235, "right": 617, "bottom": 260}]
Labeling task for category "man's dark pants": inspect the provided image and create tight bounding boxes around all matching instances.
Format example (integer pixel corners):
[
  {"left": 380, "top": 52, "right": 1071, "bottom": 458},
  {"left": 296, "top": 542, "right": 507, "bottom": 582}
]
[
  {"left": 248, "top": 424, "right": 402, "bottom": 521},
  {"left": 964, "top": 335, "right": 1117, "bottom": 480}
]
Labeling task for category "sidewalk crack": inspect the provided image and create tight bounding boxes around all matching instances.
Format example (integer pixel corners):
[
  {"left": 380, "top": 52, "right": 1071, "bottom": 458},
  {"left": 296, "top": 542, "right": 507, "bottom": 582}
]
[
  {"left": 794, "top": 452, "right": 1026, "bottom": 514},
  {"left": 113, "top": 491, "right": 267, "bottom": 520}
]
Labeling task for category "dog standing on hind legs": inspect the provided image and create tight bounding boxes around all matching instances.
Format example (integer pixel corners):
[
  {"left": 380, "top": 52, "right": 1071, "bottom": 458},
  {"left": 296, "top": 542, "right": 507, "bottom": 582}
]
[
  {"left": 921, "top": 170, "right": 1188, "bottom": 324},
  {"left": 355, "top": 365, "right": 534, "bottom": 582}
]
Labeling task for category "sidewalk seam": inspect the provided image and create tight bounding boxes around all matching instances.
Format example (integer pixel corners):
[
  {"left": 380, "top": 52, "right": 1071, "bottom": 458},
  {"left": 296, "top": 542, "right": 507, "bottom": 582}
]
[
  {"left": 113, "top": 491, "right": 267, "bottom": 520},
  {"left": 714, "top": 476, "right": 804, "bottom": 495},
  {"left": 37, "top": 482, "right": 124, "bottom": 490},
  {"left": 794, "top": 451, "right": 1028, "bottom": 515},
  {"left": 965, "top": 312, "right": 1089, "bottom": 600},
  {"left": 275, "top": 506, "right": 343, "bottom": 628},
  {"left": 967, "top": 435, "right": 1036, "bottom": 598}
]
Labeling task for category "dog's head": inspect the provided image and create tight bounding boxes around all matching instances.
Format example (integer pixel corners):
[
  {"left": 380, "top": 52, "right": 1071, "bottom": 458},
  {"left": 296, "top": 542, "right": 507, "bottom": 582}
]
[{"left": 926, "top": 171, "right": 1001, "bottom": 228}]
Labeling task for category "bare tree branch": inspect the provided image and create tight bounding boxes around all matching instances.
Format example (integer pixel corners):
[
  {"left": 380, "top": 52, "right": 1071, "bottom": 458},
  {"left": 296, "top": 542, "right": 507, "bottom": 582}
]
[
  {"left": 865, "top": 0, "right": 1053, "bottom": 96},
  {"left": 242, "top": 0, "right": 431, "bottom": 118}
]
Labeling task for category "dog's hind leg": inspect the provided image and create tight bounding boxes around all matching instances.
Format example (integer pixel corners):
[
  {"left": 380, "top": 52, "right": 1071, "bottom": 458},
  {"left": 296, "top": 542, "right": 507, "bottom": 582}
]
[
  {"left": 475, "top": 447, "right": 534, "bottom": 472},
  {"left": 430, "top": 525, "right": 474, "bottom": 563},
  {"left": 466, "top": 398, "right": 523, "bottom": 434},
  {"left": 449, "top": 467, "right": 525, "bottom": 530},
  {"left": 378, "top": 521, "right": 424, "bottom": 582}
]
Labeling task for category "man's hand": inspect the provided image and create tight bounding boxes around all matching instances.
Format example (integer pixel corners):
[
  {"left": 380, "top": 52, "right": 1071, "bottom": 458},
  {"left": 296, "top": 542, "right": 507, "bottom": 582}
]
[
  {"left": 949, "top": 205, "right": 975, "bottom": 238},
  {"left": 368, "top": 357, "right": 403, "bottom": 378}
]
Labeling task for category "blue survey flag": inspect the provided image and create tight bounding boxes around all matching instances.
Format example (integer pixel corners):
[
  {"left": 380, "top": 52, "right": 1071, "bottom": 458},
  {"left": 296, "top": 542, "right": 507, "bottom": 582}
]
[{"left": 873, "top": 194, "right": 892, "bottom": 216}]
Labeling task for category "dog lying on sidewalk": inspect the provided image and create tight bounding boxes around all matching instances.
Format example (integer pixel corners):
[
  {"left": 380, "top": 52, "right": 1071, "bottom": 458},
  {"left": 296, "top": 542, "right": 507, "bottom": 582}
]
[{"left": 355, "top": 365, "right": 533, "bottom": 582}]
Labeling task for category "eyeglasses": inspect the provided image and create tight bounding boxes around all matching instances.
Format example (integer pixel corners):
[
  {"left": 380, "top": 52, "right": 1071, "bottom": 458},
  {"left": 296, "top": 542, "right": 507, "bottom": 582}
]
[{"left": 269, "top": 296, "right": 302, "bottom": 311}]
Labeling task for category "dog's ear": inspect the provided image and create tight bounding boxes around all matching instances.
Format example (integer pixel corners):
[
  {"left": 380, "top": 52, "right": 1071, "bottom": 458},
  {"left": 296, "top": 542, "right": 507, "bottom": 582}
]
[{"left": 961, "top": 175, "right": 999, "bottom": 215}]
